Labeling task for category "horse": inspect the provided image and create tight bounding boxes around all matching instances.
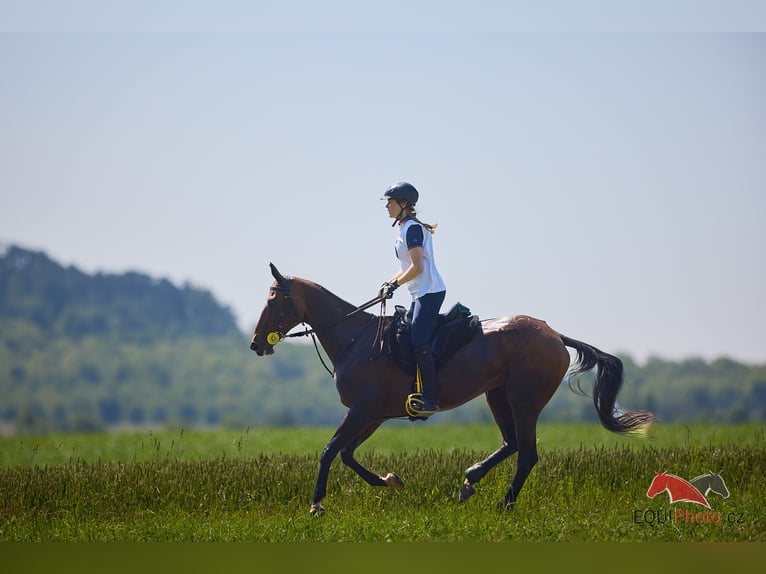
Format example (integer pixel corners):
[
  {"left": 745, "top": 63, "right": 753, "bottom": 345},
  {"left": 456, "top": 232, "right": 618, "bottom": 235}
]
[
  {"left": 250, "top": 264, "right": 653, "bottom": 514},
  {"left": 690, "top": 471, "right": 730, "bottom": 499},
  {"left": 646, "top": 471, "right": 711, "bottom": 508}
]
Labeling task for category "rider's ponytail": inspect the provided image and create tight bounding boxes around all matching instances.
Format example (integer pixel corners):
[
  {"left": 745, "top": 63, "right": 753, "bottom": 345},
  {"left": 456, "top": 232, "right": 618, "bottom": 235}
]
[{"left": 409, "top": 206, "right": 437, "bottom": 235}]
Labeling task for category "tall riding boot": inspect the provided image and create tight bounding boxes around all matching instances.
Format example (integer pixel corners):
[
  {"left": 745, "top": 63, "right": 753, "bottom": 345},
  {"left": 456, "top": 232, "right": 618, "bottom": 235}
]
[{"left": 415, "top": 345, "right": 439, "bottom": 414}]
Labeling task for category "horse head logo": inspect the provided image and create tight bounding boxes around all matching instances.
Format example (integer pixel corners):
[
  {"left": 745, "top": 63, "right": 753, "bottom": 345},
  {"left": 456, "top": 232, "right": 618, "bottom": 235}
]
[
  {"left": 690, "top": 471, "right": 730, "bottom": 500},
  {"left": 646, "top": 471, "right": 710, "bottom": 508}
]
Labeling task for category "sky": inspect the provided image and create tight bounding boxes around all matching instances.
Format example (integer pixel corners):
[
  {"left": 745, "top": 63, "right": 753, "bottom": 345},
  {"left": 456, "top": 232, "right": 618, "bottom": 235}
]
[{"left": 1, "top": 3, "right": 765, "bottom": 364}]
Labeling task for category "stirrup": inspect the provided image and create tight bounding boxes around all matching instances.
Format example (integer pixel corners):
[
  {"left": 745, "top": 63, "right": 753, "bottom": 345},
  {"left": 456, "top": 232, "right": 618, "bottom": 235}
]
[
  {"left": 405, "top": 393, "right": 439, "bottom": 417},
  {"left": 405, "top": 393, "right": 427, "bottom": 417},
  {"left": 406, "top": 365, "right": 425, "bottom": 417},
  {"left": 405, "top": 365, "right": 439, "bottom": 417}
]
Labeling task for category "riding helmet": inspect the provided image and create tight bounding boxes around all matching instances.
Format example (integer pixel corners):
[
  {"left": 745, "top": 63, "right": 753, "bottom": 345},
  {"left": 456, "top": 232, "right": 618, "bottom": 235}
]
[{"left": 383, "top": 182, "right": 419, "bottom": 205}]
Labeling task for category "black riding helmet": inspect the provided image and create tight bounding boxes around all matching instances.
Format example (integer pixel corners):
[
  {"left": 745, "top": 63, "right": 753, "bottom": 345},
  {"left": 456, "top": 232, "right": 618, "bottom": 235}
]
[{"left": 383, "top": 182, "right": 419, "bottom": 205}]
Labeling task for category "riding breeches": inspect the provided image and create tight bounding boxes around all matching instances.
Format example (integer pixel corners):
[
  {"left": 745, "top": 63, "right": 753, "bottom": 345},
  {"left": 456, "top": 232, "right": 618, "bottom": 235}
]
[{"left": 409, "top": 290, "right": 446, "bottom": 349}]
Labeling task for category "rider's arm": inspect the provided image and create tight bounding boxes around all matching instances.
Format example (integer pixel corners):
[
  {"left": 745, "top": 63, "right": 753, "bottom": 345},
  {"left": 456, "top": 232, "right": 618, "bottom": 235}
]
[
  {"left": 387, "top": 224, "right": 425, "bottom": 286},
  {"left": 390, "top": 246, "right": 424, "bottom": 286}
]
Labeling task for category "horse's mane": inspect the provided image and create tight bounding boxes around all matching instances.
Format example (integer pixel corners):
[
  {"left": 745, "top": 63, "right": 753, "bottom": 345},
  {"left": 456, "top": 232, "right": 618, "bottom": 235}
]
[{"left": 294, "top": 277, "right": 370, "bottom": 317}]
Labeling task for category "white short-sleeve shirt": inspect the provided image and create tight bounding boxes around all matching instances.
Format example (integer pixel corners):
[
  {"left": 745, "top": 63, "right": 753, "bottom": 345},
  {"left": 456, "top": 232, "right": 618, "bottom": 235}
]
[{"left": 395, "top": 218, "right": 447, "bottom": 299}]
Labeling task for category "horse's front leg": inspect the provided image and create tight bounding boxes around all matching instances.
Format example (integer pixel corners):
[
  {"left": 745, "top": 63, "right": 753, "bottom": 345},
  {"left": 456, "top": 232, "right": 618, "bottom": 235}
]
[
  {"left": 340, "top": 419, "right": 405, "bottom": 490},
  {"left": 311, "top": 409, "right": 384, "bottom": 515}
]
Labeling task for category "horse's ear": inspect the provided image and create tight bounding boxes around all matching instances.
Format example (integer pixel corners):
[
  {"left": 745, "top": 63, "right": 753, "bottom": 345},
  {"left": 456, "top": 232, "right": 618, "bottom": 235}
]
[{"left": 269, "top": 263, "right": 287, "bottom": 286}]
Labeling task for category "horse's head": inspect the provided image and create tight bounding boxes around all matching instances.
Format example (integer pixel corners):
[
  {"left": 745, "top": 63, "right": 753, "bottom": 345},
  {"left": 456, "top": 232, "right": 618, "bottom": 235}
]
[
  {"left": 646, "top": 471, "right": 668, "bottom": 499},
  {"left": 250, "top": 264, "right": 304, "bottom": 356},
  {"left": 709, "top": 471, "right": 731, "bottom": 499}
]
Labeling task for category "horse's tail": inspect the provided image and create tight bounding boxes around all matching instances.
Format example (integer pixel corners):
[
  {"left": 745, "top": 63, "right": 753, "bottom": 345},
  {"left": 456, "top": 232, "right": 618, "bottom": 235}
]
[{"left": 561, "top": 335, "right": 653, "bottom": 434}]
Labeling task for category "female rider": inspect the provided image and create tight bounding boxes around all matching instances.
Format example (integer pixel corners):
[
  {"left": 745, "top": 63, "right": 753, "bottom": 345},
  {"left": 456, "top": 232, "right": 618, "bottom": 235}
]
[{"left": 380, "top": 182, "right": 446, "bottom": 415}]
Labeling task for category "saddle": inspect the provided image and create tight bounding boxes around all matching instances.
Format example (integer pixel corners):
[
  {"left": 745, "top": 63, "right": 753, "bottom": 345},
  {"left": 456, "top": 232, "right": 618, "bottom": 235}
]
[{"left": 385, "top": 302, "right": 482, "bottom": 375}]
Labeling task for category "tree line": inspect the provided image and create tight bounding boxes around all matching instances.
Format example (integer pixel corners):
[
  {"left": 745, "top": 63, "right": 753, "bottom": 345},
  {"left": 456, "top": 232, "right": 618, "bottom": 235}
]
[{"left": 1, "top": 244, "right": 764, "bottom": 434}]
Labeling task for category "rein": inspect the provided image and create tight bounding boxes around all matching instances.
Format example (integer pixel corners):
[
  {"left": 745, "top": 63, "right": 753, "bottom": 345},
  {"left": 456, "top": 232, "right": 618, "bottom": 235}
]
[{"left": 268, "top": 280, "right": 387, "bottom": 377}]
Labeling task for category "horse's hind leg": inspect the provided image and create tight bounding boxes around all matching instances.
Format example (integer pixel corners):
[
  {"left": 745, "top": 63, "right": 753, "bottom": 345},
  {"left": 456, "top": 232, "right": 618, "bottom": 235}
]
[
  {"left": 499, "top": 411, "right": 539, "bottom": 510},
  {"left": 460, "top": 387, "right": 518, "bottom": 502}
]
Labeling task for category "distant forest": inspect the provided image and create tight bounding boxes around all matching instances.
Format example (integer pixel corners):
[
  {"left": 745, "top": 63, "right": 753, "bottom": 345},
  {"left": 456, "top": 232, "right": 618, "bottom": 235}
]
[{"left": 1, "top": 244, "right": 765, "bottom": 435}]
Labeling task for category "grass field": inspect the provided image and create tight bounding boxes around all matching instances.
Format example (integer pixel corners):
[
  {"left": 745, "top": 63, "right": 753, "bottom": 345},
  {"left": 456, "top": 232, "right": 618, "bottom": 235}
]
[{"left": 1, "top": 423, "right": 764, "bottom": 542}]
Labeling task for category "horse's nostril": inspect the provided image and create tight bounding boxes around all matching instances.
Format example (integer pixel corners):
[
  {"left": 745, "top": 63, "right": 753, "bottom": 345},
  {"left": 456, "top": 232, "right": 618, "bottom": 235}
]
[{"left": 250, "top": 341, "right": 258, "bottom": 351}]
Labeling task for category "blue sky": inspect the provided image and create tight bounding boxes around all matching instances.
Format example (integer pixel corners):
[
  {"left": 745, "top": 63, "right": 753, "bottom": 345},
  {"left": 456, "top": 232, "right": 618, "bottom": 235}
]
[{"left": 1, "top": 3, "right": 765, "bottom": 363}]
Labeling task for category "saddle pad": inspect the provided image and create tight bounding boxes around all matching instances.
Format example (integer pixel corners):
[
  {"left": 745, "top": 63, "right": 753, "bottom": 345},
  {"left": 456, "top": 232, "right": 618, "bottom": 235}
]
[{"left": 386, "top": 303, "right": 482, "bottom": 375}]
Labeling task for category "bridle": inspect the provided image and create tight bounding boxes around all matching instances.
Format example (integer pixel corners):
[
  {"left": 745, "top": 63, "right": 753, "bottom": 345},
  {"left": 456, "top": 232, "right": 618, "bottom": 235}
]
[
  {"left": 263, "top": 277, "right": 387, "bottom": 376},
  {"left": 264, "top": 279, "right": 300, "bottom": 346}
]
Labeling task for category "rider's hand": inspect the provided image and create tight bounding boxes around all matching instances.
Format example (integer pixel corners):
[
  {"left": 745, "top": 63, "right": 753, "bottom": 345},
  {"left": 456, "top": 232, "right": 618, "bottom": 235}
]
[{"left": 379, "top": 280, "right": 399, "bottom": 299}]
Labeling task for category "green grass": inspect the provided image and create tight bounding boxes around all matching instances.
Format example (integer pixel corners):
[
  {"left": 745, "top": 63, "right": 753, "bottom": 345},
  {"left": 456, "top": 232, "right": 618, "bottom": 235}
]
[
  {"left": 2, "top": 422, "right": 764, "bottom": 467},
  {"left": 1, "top": 424, "right": 764, "bottom": 542}
]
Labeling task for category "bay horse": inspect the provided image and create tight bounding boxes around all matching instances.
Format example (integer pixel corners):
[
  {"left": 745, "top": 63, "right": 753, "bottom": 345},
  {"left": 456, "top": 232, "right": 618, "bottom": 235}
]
[{"left": 250, "top": 264, "right": 653, "bottom": 514}]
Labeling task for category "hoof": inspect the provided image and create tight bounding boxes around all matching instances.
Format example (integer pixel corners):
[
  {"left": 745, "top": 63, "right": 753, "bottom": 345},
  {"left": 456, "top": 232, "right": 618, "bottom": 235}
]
[
  {"left": 309, "top": 502, "right": 325, "bottom": 516},
  {"left": 497, "top": 499, "right": 515, "bottom": 511},
  {"left": 383, "top": 472, "right": 405, "bottom": 488},
  {"left": 459, "top": 479, "right": 475, "bottom": 502}
]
